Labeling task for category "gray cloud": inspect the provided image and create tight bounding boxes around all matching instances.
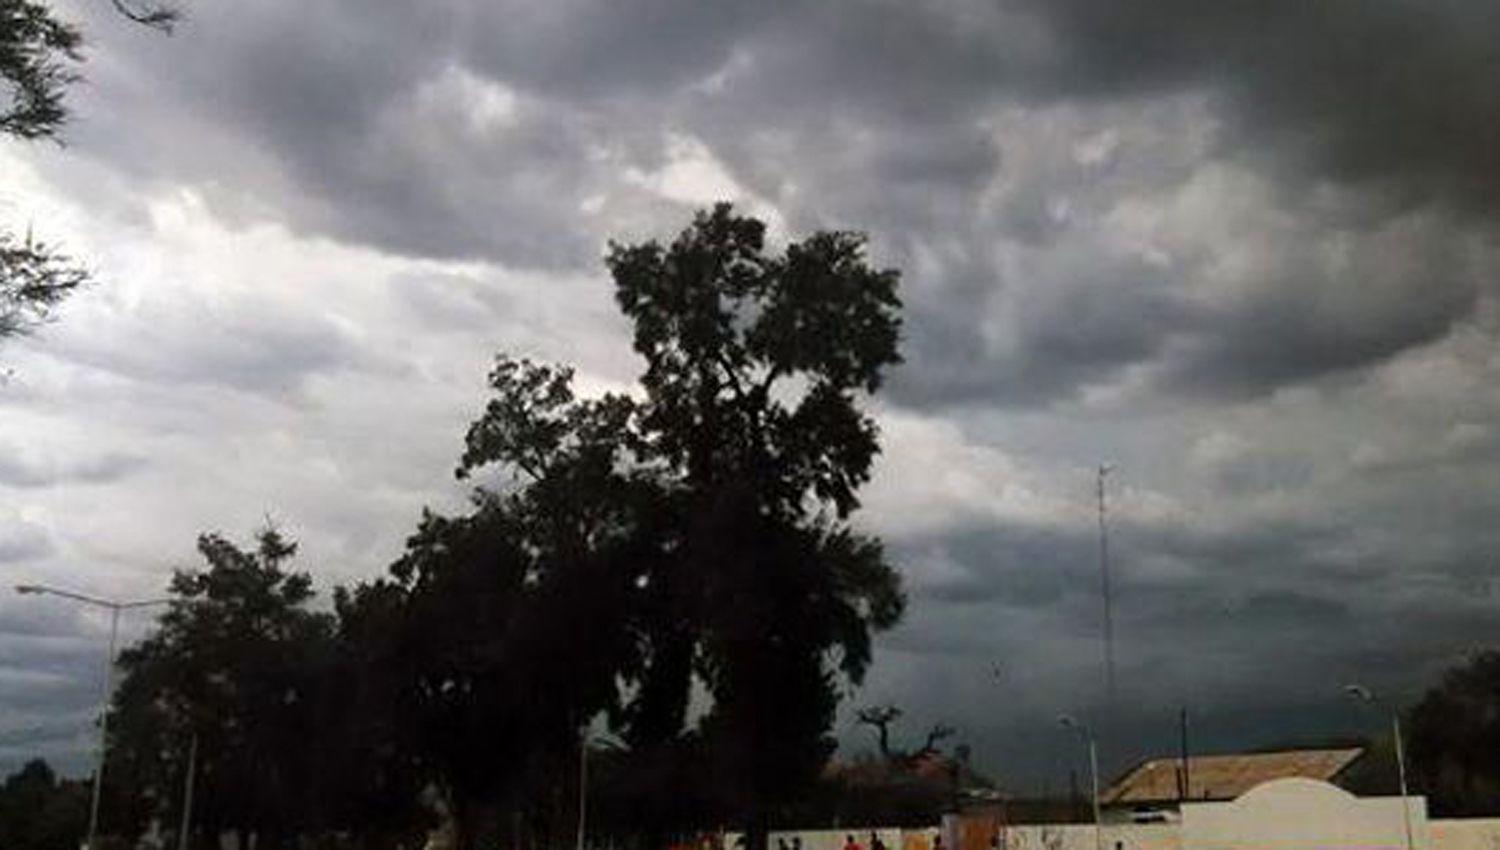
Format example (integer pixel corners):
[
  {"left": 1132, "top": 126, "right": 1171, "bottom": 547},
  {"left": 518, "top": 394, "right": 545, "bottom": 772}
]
[
  {"left": 4, "top": 0, "right": 1500, "bottom": 787},
  {"left": 0, "top": 523, "right": 53, "bottom": 563},
  {"left": 870, "top": 487, "right": 1500, "bottom": 781},
  {"left": 1017, "top": 1, "right": 1500, "bottom": 214},
  {"left": 0, "top": 445, "right": 145, "bottom": 489},
  {"left": 45, "top": 0, "right": 1500, "bottom": 404}
]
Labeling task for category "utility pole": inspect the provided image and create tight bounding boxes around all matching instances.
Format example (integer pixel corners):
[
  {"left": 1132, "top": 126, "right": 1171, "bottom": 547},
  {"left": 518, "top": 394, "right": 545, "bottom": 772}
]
[
  {"left": 1345, "top": 685, "right": 1414, "bottom": 850},
  {"left": 1178, "top": 707, "right": 1191, "bottom": 802},
  {"left": 576, "top": 728, "right": 588, "bottom": 850},
  {"left": 15, "top": 584, "right": 170, "bottom": 850},
  {"left": 1097, "top": 465, "right": 1115, "bottom": 708},
  {"left": 1060, "top": 715, "right": 1103, "bottom": 850},
  {"left": 178, "top": 733, "right": 198, "bottom": 850},
  {"left": 1096, "top": 464, "right": 1117, "bottom": 770}
]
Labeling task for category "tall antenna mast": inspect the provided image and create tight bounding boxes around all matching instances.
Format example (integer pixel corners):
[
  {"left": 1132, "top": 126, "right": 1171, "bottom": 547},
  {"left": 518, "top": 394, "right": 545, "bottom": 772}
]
[{"left": 1097, "top": 464, "right": 1116, "bottom": 710}]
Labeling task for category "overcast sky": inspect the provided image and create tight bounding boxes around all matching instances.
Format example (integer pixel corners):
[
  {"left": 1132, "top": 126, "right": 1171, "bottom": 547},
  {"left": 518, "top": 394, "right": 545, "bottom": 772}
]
[{"left": 3, "top": 0, "right": 1500, "bottom": 790}]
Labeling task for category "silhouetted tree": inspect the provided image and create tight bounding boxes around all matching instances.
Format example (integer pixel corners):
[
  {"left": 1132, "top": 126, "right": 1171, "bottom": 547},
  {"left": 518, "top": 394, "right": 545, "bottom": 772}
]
[
  {"left": 856, "top": 705, "right": 905, "bottom": 761},
  {"left": 855, "top": 706, "right": 957, "bottom": 765},
  {"left": 344, "top": 204, "right": 905, "bottom": 849},
  {"left": 322, "top": 581, "right": 435, "bottom": 849},
  {"left": 918, "top": 724, "right": 956, "bottom": 757},
  {"left": 354, "top": 359, "right": 663, "bottom": 849},
  {"left": 0, "top": 759, "right": 88, "bottom": 850},
  {"left": 604, "top": 204, "right": 906, "bottom": 848},
  {"left": 1408, "top": 651, "right": 1500, "bottom": 815},
  {"left": 110, "top": 528, "right": 337, "bottom": 849}
]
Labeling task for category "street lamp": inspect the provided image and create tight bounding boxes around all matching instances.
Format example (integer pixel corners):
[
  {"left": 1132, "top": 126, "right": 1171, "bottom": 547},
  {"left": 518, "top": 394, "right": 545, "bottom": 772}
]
[
  {"left": 15, "top": 583, "right": 171, "bottom": 850},
  {"left": 577, "top": 727, "right": 588, "bottom": 850},
  {"left": 1344, "top": 684, "right": 1415, "bottom": 850},
  {"left": 1059, "top": 714, "right": 1103, "bottom": 850}
]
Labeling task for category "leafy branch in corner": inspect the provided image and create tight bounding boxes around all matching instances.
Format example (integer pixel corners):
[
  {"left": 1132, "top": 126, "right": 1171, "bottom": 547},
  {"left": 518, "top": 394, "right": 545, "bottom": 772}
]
[{"left": 0, "top": 230, "right": 87, "bottom": 337}]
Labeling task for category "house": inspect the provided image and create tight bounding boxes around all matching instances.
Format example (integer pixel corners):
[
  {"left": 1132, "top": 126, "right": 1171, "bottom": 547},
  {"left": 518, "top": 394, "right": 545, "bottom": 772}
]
[{"left": 1101, "top": 747, "right": 1366, "bottom": 823}]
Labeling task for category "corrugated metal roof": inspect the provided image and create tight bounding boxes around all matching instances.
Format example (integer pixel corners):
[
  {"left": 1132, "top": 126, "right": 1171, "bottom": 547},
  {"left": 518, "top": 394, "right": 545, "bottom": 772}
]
[{"left": 1102, "top": 748, "right": 1364, "bottom": 804}]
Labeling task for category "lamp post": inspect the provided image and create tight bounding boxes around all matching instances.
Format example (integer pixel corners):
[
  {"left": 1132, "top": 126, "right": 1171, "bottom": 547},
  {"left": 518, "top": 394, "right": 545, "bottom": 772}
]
[
  {"left": 15, "top": 583, "right": 171, "bottom": 850},
  {"left": 1059, "top": 715, "right": 1102, "bottom": 850},
  {"left": 177, "top": 732, "right": 198, "bottom": 850},
  {"left": 1344, "top": 684, "right": 1415, "bottom": 850},
  {"left": 577, "top": 727, "right": 588, "bottom": 850}
]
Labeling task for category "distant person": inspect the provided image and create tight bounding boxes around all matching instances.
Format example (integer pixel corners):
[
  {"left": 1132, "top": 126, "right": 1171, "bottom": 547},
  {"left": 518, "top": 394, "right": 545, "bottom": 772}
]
[
  {"left": 871, "top": 832, "right": 885, "bottom": 850},
  {"left": 845, "top": 834, "right": 863, "bottom": 850},
  {"left": 793, "top": 838, "right": 803, "bottom": 850},
  {"left": 779, "top": 840, "right": 789, "bottom": 850},
  {"left": 932, "top": 835, "right": 943, "bottom": 850}
]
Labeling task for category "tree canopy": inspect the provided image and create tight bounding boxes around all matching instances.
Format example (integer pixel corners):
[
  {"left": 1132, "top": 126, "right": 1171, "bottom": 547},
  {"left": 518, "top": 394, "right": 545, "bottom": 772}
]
[
  {"left": 1407, "top": 651, "right": 1500, "bottom": 815},
  {"left": 100, "top": 205, "right": 906, "bottom": 850},
  {"left": 0, "top": 759, "right": 88, "bottom": 850},
  {"left": 109, "top": 529, "right": 349, "bottom": 849},
  {"left": 381, "top": 204, "right": 906, "bottom": 848}
]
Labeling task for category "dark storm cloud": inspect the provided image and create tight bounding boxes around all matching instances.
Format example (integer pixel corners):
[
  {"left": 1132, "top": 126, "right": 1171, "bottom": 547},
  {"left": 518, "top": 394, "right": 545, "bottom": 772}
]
[
  {"left": 63, "top": 0, "right": 721, "bottom": 268},
  {"left": 679, "top": 0, "right": 1500, "bottom": 404},
  {"left": 1019, "top": 0, "right": 1500, "bottom": 214},
  {"left": 891, "top": 240, "right": 1200, "bottom": 407},
  {"left": 0, "top": 602, "right": 158, "bottom": 775},
  {"left": 871, "top": 475, "right": 1500, "bottom": 780},
  {"left": 43, "top": 289, "right": 394, "bottom": 400},
  {"left": 54, "top": 0, "right": 1500, "bottom": 404},
  {"left": 14, "top": 0, "right": 1500, "bottom": 786},
  {"left": 1152, "top": 211, "right": 1486, "bottom": 400}
]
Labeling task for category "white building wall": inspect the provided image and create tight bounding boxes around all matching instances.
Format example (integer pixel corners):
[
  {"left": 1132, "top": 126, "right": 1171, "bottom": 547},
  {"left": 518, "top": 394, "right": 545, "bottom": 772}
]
[
  {"left": 1001, "top": 823, "right": 1180, "bottom": 850},
  {"left": 1181, "top": 778, "right": 1427, "bottom": 850},
  {"left": 1430, "top": 819, "right": 1500, "bottom": 850},
  {"left": 736, "top": 784, "right": 1500, "bottom": 850}
]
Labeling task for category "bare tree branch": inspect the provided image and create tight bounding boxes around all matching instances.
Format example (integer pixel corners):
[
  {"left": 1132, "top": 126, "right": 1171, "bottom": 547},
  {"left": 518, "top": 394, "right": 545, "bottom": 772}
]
[{"left": 109, "top": 0, "right": 180, "bottom": 32}]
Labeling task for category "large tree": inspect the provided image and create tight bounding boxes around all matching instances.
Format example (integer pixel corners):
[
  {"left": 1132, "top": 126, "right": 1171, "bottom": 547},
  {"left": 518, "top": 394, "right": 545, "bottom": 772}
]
[
  {"left": 465, "top": 205, "right": 903, "bottom": 840},
  {"left": 604, "top": 204, "right": 905, "bottom": 844},
  {"left": 110, "top": 528, "right": 339, "bottom": 849},
  {"left": 358, "top": 360, "right": 667, "bottom": 848},
  {"left": 345, "top": 204, "right": 904, "bottom": 849}
]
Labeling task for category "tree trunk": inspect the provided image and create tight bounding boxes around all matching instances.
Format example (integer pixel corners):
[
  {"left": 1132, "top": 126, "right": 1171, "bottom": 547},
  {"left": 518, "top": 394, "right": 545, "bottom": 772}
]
[
  {"left": 744, "top": 807, "right": 769, "bottom": 850},
  {"left": 453, "top": 798, "right": 508, "bottom": 850}
]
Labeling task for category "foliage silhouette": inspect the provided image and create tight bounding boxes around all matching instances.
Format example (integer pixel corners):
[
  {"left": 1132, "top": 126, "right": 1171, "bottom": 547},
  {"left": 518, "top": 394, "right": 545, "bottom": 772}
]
[
  {"left": 388, "top": 204, "right": 906, "bottom": 848},
  {"left": 0, "top": 759, "right": 89, "bottom": 850},
  {"left": 601, "top": 204, "right": 904, "bottom": 848},
  {"left": 0, "top": 0, "right": 177, "bottom": 350},
  {"left": 110, "top": 529, "right": 356, "bottom": 849},
  {"left": 1408, "top": 651, "right": 1500, "bottom": 816},
  {"left": 106, "top": 205, "right": 905, "bottom": 849}
]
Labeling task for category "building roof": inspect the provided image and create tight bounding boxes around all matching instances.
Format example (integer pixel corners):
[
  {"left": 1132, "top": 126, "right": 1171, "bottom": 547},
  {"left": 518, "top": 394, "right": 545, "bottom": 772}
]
[{"left": 1102, "top": 748, "right": 1364, "bottom": 805}]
